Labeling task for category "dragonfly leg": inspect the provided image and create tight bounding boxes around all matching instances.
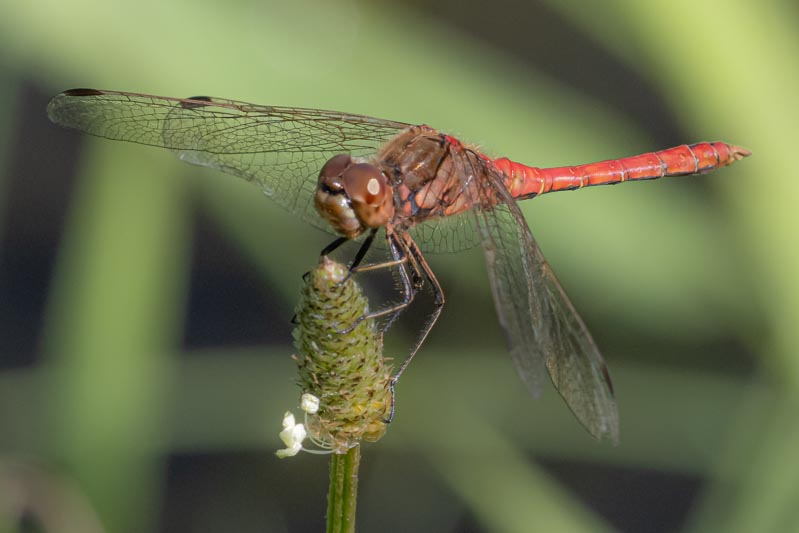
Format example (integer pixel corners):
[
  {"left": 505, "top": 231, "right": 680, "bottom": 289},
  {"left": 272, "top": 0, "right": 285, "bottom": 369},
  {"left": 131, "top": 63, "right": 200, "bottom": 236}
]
[
  {"left": 347, "top": 228, "right": 409, "bottom": 277},
  {"left": 350, "top": 257, "right": 406, "bottom": 274},
  {"left": 323, "top": 228, "right": 380, "bottom": 284},
  {"left": 384, "top": 234, "right": 445, "bottom": 423},
  {"left": 294, "top": 231, "right": 378, "bottom": 325},
  {"left": 319, "top": 236, "right": 349, "bottom": 258},
  {"left": 296, "top": 235, "right": 349, "bottom": 293},
  {"left": 348, "top": 228, "right": 377, "bottom": 270},
  {"left": 336, "top": 234, "right": 416, "bottom": 334},
  {"left": 318, "top": 228, "right": 377, "bottom": 273}
]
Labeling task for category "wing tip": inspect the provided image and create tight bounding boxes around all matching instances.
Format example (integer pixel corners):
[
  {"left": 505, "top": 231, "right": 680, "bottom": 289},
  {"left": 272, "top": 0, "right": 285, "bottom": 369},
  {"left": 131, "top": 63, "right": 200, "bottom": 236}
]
[
  {"left": 47, "top": 88, "right": 105, "bottom": 126},
  {"left": 597, "top": 419, "right": 621, "bottom": 446},
  {"left": 584, "top": 394, "right": 620, "bottom": 445}
]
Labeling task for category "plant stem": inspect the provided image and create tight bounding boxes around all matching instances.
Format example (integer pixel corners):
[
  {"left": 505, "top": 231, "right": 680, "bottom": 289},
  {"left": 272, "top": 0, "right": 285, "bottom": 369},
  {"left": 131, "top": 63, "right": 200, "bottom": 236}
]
[{"left": 327, "top": 444, "right": 361, "bottom": 533}]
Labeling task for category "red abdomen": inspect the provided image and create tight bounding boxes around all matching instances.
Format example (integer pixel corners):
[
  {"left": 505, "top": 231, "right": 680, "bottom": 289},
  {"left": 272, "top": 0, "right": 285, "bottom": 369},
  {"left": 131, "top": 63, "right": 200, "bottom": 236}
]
[{"left": 493, "top": 142, "right": 751, "bottom": 200}]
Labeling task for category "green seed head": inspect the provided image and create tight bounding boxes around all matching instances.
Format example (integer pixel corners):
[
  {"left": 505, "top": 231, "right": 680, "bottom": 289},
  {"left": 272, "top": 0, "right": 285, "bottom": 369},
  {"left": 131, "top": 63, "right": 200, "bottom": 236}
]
[{"left": 292, "top": 257, "right": 392, "bottom": 452}]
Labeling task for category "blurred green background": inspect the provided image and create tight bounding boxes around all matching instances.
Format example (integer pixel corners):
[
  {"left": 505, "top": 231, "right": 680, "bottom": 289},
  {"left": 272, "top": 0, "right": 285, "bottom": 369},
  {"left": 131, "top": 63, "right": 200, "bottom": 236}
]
[{"left": 0, "top": 0, "right": 796, "bottom": 531}]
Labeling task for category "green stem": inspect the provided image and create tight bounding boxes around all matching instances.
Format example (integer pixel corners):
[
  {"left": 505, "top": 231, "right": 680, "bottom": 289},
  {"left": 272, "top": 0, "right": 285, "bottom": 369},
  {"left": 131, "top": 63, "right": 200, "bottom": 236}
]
[{"left": 326, "top": 445, "right": 361, "bottom": 533}]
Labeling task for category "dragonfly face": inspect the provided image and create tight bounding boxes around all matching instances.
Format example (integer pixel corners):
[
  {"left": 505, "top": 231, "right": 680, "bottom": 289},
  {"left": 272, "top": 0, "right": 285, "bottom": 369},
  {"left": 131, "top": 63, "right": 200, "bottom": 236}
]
[{"left": 315, "top": 154, "right": 394, "bottom": 239}]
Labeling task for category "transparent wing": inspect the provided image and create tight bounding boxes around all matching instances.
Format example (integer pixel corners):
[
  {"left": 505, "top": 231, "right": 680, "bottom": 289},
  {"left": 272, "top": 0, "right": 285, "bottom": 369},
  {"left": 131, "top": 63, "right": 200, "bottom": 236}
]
[
  {"left": 408, "top": 210, "right": 482, "bottom": 254},
  {"left": 457, "top": 151, "right": 619, "bottom": 442},
  {"left": 47, "top": 88, "right": 409, "bottom": 232}
]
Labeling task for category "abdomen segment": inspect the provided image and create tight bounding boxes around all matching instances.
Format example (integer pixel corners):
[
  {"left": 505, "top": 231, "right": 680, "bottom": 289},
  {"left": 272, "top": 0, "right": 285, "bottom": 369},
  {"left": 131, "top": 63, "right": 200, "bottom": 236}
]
[{"left": 494, "top": 142, "right": 751, "bottom": 200}]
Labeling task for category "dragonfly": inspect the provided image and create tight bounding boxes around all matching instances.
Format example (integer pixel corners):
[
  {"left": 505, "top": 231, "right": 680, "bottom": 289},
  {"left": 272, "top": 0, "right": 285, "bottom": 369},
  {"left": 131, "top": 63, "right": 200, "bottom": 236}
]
[{"left": 47, "top": 89, "right": 750, "bottom": 442}]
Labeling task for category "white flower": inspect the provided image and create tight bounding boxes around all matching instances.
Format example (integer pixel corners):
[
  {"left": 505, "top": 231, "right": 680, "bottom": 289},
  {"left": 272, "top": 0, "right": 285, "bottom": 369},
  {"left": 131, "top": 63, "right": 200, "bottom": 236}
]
[
  {"left": 282, "top": 411, "right": 296, "bottom": 429},
  {"left": 276, "top": 411, "right": 307, "bottom": 458},
  {"left": 301, "top": 393, "right": 320, "bottom": 414}
]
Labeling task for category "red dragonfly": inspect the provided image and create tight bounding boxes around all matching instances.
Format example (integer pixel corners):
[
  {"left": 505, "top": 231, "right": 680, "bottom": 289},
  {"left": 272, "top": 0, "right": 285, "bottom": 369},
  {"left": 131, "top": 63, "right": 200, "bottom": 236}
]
[{"left": 47, "top": 89, "right": 750, "bottom": 442}]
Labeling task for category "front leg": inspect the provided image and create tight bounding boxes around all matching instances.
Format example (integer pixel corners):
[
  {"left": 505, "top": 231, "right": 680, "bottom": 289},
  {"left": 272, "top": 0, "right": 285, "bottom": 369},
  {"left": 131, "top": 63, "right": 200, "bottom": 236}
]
[{"left": 336, "top": 231, "right": 417, "bottom": 335}]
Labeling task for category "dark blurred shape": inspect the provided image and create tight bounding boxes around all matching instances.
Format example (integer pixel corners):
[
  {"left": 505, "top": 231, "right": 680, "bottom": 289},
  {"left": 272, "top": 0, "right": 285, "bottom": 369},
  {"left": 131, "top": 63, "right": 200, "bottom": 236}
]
[
  {"left": 183, "top": 212, "right": 292, "bottom": 350},
  {"left": 540, "top": 457, "right": 700, "bottom": 533},
  {"left": 398, "top": 0, "right": 685, "bottom": 145},
  {"left": 0, "top": 84, "right": 81, "bottom": 368}
]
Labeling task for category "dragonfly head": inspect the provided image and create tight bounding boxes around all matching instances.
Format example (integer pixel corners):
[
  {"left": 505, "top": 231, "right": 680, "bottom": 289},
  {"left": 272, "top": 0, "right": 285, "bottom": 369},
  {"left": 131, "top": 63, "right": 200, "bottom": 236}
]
[{"left": 315, "top": 154, "right": 394, "bottom": 239}]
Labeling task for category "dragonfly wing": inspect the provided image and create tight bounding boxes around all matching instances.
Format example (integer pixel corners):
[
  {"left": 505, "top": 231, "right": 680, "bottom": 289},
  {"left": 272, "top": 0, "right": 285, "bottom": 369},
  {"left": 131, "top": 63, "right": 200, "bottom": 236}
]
[
  {"left": 407, "top": 209, "right": 482, "bottom": 254},
  {"left": 47, "top": 89, "right": 408, "bottom": 232},
  {"left": 458, "top": 152, "right": 619, "bottom": 442},
  {"left": 535, "top": 257, "right": 619, "bottom": 442}
]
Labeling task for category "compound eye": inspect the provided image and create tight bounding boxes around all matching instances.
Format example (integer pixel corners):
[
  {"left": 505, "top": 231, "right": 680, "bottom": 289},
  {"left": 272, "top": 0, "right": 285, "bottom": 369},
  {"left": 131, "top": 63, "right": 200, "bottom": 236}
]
[
  {"left": 319, "top": 154, "right": 353, "bottom": 179},
  {"left": 342, "top": 163, "right": 388, "bottom": 206}
]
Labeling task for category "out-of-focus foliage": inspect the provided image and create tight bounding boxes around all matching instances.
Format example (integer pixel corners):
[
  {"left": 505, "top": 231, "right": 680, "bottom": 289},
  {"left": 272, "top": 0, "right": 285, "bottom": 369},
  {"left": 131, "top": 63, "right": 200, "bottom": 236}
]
[{"left": 0, "top": 0, "right": 796, "bottom": 531}]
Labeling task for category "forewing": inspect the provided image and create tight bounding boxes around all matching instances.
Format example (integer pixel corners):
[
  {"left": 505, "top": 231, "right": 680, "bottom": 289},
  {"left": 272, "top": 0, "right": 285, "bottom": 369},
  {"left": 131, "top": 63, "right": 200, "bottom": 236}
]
[
  {"left": 456, "top": 151, "right": 619, "bottom": 442},
  {"left": 407, "top": 210, "right": 482, "bottom": 254},
  {"left": 47, "top": 89, "right": 408, "bottom": 231}
]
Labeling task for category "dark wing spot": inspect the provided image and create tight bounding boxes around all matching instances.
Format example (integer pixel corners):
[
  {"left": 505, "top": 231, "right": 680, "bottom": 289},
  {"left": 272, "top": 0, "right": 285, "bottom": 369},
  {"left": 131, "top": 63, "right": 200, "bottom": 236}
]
[
  {"left": 181, "top": 96, "right": 213, "bottom": 109},
  {"left": 601, "top": 364, "right": 615, "bottom": 396},
  {"left": 63, "top": 88, "right": 104, "bottom": 96}
]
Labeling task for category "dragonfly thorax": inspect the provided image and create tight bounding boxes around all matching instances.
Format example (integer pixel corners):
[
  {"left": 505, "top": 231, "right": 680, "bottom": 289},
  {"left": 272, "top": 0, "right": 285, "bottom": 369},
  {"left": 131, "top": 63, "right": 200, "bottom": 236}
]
[{"left": 314, "top": 154, "right": 395, "bottom": 239}]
